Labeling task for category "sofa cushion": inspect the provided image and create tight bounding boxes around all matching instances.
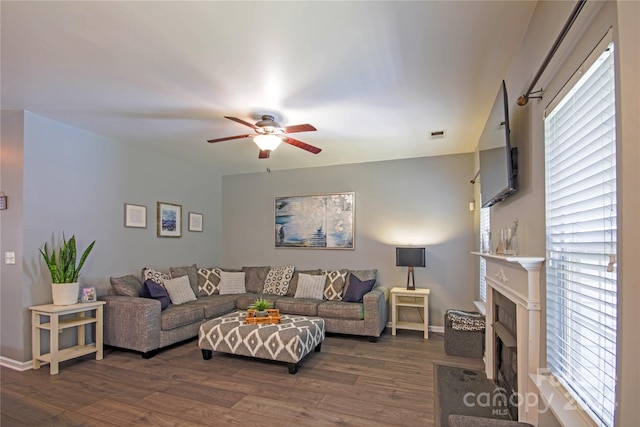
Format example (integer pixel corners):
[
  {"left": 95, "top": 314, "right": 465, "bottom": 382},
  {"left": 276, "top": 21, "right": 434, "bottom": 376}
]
[
  {"left": 345, "top": 269, "right": 377, "bottom": 294},
  {"left": 163, "top": 275, "right": 197, "bottom": 305},
  {"left": 197, "top": 268, "right": 221, "bottom": 296},
  {"left": 323, "top": 269, "right": 348, "bottom": 300},
  {"left": 170, "top": 264, "right": 199, "bottom": 295},
  {"left": 142, "top": 268, "right": 170, "bottom": 286},
  {"left": 190, "top": 295, "right": 237, "bottom": 318},
  {"left": 287, "top": 269, "right": 323, "bottom": 297},
  {"left": 317, "top": 301, "right": 365, "bottom": 320},
  {"left": 160, "top": 303, "right": 204, "bottom": 330},
  {"left": 262, "top": 266, "right": 294, "bottom": 296},
  {"left": 110, "top": 275, "right": 143, "bottom": 297},
  {"left": 242, "top": 266, "right": 271, "bottom": 294},
  {"left": 235, "top": 293, "right": 279, "bottom": 310},
  {"left": 219, "top": 271, "right": 246, "bottom": 295},
  {"left": 140, "top": 279, "right": 170, "bottom": 310},
  {"left": 275, "top": 297, "right": 321, "bottom": 316},
  {"left": 294, "top": 273, "right": 326, "bottom": 300},
  {"left": 342, "top": 274, "right": 376, "bottom": 303}
]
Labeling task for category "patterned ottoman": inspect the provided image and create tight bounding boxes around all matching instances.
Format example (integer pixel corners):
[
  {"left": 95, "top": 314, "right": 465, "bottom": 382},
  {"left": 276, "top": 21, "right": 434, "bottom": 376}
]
[{"left": 198, "top": 311, "right": 325, "bottom": 374}]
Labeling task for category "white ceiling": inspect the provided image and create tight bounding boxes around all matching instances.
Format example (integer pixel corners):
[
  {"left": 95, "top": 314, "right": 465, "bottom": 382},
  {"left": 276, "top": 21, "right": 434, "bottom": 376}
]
[{"left": 1, "top": 1, "right": 536, "bottom": 175}]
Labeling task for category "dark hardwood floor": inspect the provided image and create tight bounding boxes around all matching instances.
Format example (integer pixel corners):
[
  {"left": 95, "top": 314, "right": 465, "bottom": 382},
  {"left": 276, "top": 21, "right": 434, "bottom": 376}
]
[{"left": 1, "top": 330, "right": 483, "bottom": 427}]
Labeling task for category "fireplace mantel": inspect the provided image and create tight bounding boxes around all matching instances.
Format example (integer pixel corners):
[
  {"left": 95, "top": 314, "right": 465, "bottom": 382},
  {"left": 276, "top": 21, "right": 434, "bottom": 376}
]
[{"left": 473, "top": 252, "right": 545, "bottom": 426}]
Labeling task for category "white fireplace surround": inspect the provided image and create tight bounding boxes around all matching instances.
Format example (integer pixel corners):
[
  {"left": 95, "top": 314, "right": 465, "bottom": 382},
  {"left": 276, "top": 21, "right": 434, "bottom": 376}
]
[{"left": 473, "top": 252, "right": 545, "bottom": 426}]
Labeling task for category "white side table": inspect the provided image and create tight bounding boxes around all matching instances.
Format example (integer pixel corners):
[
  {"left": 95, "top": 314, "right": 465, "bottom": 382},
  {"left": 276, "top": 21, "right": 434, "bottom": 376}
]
[
  {"left": 390, "top": 287, "right": 430, "bottom": 339},
  {"left": 30, "top": 301, "right": 105, "bottom": 375}
]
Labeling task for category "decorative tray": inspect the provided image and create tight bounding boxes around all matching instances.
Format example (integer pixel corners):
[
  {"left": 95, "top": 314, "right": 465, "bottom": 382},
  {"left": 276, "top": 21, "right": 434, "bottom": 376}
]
[{"left": 245, "top": 308, "right": 281, "bottom": 325}]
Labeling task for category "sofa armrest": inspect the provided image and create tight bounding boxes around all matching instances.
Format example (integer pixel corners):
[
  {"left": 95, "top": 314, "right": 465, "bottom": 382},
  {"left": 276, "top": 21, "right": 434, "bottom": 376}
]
[
  {"left": 362, "top": 285, "right": 389, "bottom": 338},
  {"left": 100, "top": 295, "right": 161, "bottom": 354}
]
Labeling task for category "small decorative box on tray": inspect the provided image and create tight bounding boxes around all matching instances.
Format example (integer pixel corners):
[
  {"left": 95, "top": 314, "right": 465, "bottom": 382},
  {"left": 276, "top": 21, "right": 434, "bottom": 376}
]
[{"left": 246, "top": 308, "right": 281, "bottom": 325}]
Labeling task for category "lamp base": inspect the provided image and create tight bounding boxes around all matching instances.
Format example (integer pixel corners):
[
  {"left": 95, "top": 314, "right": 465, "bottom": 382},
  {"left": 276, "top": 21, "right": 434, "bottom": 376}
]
[{"left": 406, "top": 266, "right": 416, "bottom": 290}]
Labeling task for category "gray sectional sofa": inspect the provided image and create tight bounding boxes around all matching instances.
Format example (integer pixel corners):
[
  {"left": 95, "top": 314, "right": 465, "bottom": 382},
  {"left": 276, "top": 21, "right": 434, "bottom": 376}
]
[{"left": 101, "top": 265, "right": 389, "bottom": 358}]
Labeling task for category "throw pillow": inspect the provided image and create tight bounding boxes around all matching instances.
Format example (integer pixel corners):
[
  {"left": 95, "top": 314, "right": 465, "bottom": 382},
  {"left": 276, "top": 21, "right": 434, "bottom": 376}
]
[
  {"left": 197, "top": 267, "right": 222, "bottom": 296},
  {"left": 110, "top": 275, "right": 143, "bottom": 297},
  {"left": 163, "top": 275, "right": 197, "bottom": 305},
  {"left": 342, "top": 274, "right": 376, "bottom": 303},
  {"left": 323, "top": 269, "right": 349, "bottom": 301},
  {"left": 287, "top": 269, "right": 323, "bottom": 297},
  {"left": 262, "top": 266, "right": 294, "bottom": 296},
  {"left": 344, "top": 269, "right": 377, "bottom": 294},
  {"left": 218, "top": 271, "right": 246, "bottom": 295},
  {"left": 142, "top": 268, "right": 170, "bottom": 287},
  {"left": 169, "top": 264, "right": 199, "bottom": 295},
  {"left": 241, "top": 266, "right": 271, "bottom": 294},
  {"left": 294, "top": 273, "right": 326, "bottom": 300},
  {"left": 140, "top": 279, "right": 170, "bottom": 310}
]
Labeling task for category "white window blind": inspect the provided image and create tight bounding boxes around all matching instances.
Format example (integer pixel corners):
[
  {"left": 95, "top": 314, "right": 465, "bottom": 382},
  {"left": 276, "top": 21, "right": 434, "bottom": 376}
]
[
  {"left": 544, "top": 36, "right": 617, "bottom": 427},
  {"left": 479, "top": 206, "right": 490, "bottom": 302}
]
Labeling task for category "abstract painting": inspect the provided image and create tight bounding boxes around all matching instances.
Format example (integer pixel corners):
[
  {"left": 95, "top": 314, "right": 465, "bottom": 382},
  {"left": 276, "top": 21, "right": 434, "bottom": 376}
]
[
  {"left": 275, "top": 192, "right": 354, "bottom": 249},
  {"left": 157, "top": 202, "right": 182, "bottom": 237}
]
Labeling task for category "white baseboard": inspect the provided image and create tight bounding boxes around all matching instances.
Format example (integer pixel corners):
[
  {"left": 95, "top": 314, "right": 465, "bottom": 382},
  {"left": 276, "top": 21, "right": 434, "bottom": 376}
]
[
  {"left": 386, "top": 322, "right": 444, "bottom": 334},
  {"left": 0, "top": 356, "right": 32, "bottom": 371}
]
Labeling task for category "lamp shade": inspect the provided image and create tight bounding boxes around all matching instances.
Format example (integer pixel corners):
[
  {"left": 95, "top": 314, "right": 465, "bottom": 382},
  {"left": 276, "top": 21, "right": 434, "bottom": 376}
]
[
  {"left": 253, "top": 134, "right": 282, "bottom": 151},
  {"left": 396, "top": 247, "right": 426, "bottom": 267}
]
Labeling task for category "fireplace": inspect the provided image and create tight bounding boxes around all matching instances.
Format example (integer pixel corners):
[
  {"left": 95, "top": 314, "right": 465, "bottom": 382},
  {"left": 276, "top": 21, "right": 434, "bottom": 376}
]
[
  {"left": 493, "top": 290, "right": 518, "bottom": 420},
  {"left": 473, "top": 252, "right": 545, "bottom": 426}
]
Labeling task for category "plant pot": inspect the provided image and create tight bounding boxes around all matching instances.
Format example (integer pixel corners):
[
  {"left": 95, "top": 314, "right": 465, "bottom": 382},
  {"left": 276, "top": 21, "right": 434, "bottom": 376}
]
[
  {"left": 256, "top": 310, "right": 268, "bottom": 317},
  {"left": 51, "top": 282, "right": 80, "bottom": 305}
]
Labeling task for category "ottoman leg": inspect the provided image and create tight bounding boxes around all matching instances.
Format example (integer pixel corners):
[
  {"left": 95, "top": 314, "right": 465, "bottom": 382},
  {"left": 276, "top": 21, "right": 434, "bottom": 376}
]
[
  {"left": 202, "top": 349, "right": 212, "bottom": 360},
  {"left": 315, "top": 343, "right": 322, "bottom": 352},
  {"left": 288, "top": 363, "right": 298, "bottom": 375}
]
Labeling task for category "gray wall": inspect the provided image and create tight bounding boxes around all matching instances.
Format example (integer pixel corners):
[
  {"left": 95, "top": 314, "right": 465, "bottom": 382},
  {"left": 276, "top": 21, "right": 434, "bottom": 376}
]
[
  {"left": 1, "top": 111, "right": 223, "bottom": 362},
  {"left": 221, "top": 154, "right": 477, "bottom": 327}
]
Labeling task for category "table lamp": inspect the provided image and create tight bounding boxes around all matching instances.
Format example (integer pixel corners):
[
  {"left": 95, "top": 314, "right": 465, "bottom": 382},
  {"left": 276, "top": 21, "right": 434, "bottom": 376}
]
[{"left": 396, "top": 247, "right": 426, "bottom": 290}]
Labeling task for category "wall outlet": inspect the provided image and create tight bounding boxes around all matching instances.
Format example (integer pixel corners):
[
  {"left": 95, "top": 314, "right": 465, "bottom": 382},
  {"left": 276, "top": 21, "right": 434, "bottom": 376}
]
[{"left": 4, "top": 252, "right": 16, "bottom": 264}]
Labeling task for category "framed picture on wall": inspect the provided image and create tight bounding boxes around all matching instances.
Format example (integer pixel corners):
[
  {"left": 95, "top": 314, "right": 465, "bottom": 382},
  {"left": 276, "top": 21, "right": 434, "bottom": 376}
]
[
  {"left": 275, "top": 192, "right": 355, "bottom": 249},
  {"left": 188, "top": 212, "right": 203, "bottom": 232},
  {"left": 124, "top": 203, "right": 147, "bottom": 228},
  {"left": 157, "top": 202, "right": 182, "bottom": 237}
]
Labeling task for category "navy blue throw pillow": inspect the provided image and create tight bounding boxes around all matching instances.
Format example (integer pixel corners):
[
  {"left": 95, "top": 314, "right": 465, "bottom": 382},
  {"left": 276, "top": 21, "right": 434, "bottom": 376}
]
[
  {"left": 142, "top": 279, "right": 170, "bottom": 310},
  {"left": 342, "top": 275, "right": 376, "bottom": 303}
]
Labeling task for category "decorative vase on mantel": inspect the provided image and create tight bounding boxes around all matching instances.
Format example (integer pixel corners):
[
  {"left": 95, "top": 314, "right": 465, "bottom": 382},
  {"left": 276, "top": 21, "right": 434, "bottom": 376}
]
[{"left": 51, "top": 282, "right": 80, "bottom": 306}]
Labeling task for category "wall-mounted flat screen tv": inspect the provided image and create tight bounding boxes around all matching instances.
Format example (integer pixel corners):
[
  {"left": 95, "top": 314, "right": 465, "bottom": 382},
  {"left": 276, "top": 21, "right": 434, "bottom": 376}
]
[{"left": 479, "top": 80, "right": 518, "bottom": 208}]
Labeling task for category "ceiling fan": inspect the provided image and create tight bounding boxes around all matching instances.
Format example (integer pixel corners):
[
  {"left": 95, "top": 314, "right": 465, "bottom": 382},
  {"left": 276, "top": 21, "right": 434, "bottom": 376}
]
[{"left": 207, "top": 115, "right": 321, "bottom": 159}]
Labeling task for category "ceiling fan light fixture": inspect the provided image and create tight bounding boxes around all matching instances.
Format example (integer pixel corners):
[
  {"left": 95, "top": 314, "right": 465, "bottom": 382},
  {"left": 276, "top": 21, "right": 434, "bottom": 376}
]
[{"left": 253, "top": 134, "right": 282, "bottom": 151}]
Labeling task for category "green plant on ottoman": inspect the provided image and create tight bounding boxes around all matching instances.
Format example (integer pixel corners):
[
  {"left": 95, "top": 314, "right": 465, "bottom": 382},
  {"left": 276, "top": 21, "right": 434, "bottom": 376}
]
[
  {"left": 249, "top": 297, "right": 272, "bottom": 317},
  {"left": 40, "top": 234, "right": 95, "bottom": 306}
]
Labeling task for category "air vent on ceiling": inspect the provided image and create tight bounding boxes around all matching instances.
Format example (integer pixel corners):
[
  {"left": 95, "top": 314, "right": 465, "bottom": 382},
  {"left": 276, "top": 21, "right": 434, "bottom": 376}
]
[{"left": 429, "top": 130, "right": 446, "bottom": 139}]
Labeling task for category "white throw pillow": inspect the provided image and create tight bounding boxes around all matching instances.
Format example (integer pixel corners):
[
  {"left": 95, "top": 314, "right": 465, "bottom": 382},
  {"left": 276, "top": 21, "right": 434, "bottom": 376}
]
[
  {"left": 218, "top": 271, "right": 246, "bottom": 295},
  {"left": 163, "top": 275, "right": 197, "bottom": 305},
  {"left": 294, "top": 273, "right": 326, "bottom": 300}
]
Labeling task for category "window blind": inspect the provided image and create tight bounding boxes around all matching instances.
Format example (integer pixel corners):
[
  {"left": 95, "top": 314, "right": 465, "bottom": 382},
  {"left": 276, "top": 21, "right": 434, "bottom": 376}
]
[
  {"left": 544, "top": 36, "right": 617, "bottom": 427},
  {"left": 479, "top": 205, "right": 490, "bottom": 302}
]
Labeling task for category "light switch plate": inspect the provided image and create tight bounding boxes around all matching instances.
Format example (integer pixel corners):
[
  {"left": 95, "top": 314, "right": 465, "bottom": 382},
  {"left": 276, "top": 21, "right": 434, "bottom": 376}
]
[{"left": 4, "top": 252, "right": 16, "bottom": 264}]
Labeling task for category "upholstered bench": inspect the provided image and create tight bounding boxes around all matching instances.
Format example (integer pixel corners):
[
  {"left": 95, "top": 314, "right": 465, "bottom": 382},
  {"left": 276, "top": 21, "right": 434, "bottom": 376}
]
[{"left": 198, "top": 311, "right": 325, "bottom": 374}]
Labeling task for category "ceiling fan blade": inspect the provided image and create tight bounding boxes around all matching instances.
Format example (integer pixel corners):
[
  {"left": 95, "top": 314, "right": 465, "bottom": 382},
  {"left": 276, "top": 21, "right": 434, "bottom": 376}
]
[
  {"left": 283, "top": 123, "right": 317, "bottom": 134},
  {"left": 207, "top": 134, "right": 253, "bottom": 143},
  {"left": 224, "top": 116, "right": 259, "bottom": 129},
  {"left": 258, "top": 150, "right": 271, "bottom": 159},
  {"left": 282, "top": 137, "right": 321, "bottom": 154}
]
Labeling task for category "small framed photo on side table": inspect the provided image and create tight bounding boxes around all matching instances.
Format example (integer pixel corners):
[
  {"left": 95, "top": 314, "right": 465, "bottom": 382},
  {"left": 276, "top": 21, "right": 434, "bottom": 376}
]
[{"left": 81, "top": 286, "right": 97, "bottom": 303}]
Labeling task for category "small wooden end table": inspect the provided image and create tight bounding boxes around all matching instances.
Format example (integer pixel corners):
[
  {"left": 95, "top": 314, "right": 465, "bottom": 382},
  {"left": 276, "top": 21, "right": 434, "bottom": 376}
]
[
  {"left": 390, "top": 287, "right": 430, "bottom": 339},
  {"left": 30, "top": 301, "right": 105, "bottom": 375}
]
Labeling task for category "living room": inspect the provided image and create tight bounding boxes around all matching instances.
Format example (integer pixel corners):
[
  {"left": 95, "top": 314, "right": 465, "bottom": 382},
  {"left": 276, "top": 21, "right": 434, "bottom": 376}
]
[{"left": 1, "top": 1, "right": 638, "bottom": 426}]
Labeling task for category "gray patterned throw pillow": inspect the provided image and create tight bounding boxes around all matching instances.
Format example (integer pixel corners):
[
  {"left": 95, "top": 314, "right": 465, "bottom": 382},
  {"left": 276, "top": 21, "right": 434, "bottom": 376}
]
[
  {"left": 323, "top": 269, "right": 349, "bottom": 300},
  {"left": 142, "top": 268, "right": 170, "bottom": 287},
  {"left": 197, "top": 268, "right": 222, "bottom": 296}
]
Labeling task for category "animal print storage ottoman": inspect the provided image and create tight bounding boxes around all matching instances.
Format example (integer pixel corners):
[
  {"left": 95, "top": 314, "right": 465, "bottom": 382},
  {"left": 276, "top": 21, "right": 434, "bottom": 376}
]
[{"left": 198, "top": 311, "right": 325, "bottom": 374}]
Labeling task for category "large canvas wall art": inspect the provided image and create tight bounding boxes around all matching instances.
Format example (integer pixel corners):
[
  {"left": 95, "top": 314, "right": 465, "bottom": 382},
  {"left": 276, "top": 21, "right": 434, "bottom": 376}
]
[{"left": 275, "top": 192, "right": 354, "bottom": 249}]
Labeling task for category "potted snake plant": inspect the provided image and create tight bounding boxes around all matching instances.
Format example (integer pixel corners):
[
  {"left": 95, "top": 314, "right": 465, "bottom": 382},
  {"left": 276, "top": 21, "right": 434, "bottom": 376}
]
[
  {"left": 249, "top": 298, "right": 272, "bottom": 317},
  {"left": 40, "top": 234, "right": 95, "bottom": 305}
]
